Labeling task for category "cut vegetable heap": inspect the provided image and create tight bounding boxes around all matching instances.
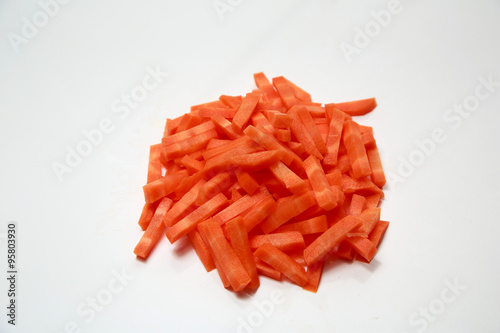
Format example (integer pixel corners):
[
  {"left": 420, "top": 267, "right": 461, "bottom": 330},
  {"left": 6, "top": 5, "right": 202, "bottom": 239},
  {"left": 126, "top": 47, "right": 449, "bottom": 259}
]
[{"left": 134, "top": 73, "right": 389, "bottom": 293}]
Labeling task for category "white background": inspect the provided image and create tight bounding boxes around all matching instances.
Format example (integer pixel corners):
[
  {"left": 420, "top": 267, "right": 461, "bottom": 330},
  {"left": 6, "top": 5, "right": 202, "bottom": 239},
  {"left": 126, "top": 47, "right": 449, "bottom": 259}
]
[{"left": 1, "top": 0, "right": 500, "bottom": 332}]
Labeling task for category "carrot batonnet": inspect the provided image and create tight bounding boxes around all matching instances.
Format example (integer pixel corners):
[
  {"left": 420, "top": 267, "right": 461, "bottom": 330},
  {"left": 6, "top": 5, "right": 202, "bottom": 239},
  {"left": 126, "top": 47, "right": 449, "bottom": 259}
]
[{"left": 133, "top": 72, "right": 389, "bottom": 293}]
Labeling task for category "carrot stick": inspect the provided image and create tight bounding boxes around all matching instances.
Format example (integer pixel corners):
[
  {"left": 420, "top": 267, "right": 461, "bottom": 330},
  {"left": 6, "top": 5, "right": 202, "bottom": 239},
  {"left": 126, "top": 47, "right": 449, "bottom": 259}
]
[
  {"left": 242, "top": 195, "right": 276, "bottom": 232},
  {"left": 253, "top": 72, "right": 282, "bottom": 104},
  {"left": 260, "top": 190, "right": 317, "bottom": 234},
  {"left": 304, "top": 215, "right": 362, "bottom": 266},
  {"left": 250, "top": 231, "right": 305, "bottom": 252},
  {"left": 303, "top": 261, "right": 324, "bottom": 293},
  {"left": 272, "top": 76, "right": 299, "bottom": 110},
  {"left": 147, "top": 144, "right": 163, "bottom": 183},
  {"left": 254, "top": 257, "right": 282, "bottom": 281},
  {"left": 187, "top": 229, "right": 216, "bottom": 272},
  {"left": 348, "top": 194, "right": 366, "bottom": 216},
  {"left": 346, "top": 236, "right": 377, "bottom": 262},
  {"left": 164, "top": 179, "right": 206, "bottom": 227},
  {"left": 289, "top": 107, "right": 323, "bottom": 159},
  {"left": 232, "top": 91, "right": 261, "bottom": 133},
  {"left": 137, "top": 201, "right": 160, "bottom": 231},
  {"left": 268, "top": 161, "right": 307, "bottom": 194},
  {"left": 163, "top": 129, "right": 218, "bottom": 161},
  {"left": 235, "top": 169, "right": 260, "bottom": 195},
  {"left": 231, "top": 150, "right": 281, "bottom": 172},
  {"left": 143, "top": 170, "right": 189, "bottom": 203},
  {"left": 303, "top": 155, "right": 337, "bottom": 211},
  {"left": 212, "top": 185, "right": 270, "bottom": 225},
  {"left": 219, "top": 95, "right": 243, "bottom": 109},
  {"left": 332, "top": 98, "right": 377, "bottom": 116},
  {"left": 254, "top": 243, "right": 308, "bottom": 287},
  {"left": 166, "top": 193, "right": 228, "bottom": 243},
  {"left": 342, "top": 120, "right": 371, "bottom": 178},
  {"left": 212, "top": 114, "right": 241, "bottom": 140},
  {"left": 274, "top": 215, "right": 328, "bottom": 235},
  {"left": 198, "top": 219, "right": 251, "bottom": 291},
  {"left": 134, "top": 197, "right": 173, "bottom": 259},
  {"left": 225, "top": 217, "right": 260, "bottom": 289},
  {"left": 297, "top": 107, "right": 328, "bottom": 155}
]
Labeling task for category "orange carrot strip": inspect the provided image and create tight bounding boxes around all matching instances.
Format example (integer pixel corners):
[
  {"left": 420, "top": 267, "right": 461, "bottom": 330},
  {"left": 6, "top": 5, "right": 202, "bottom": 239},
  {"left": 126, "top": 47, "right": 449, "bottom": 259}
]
[
  {"left": 341, "top": 174, "right": 383, "bottom": 197},
  {"left": 235, "top": 169, "right": 259, "bottom": 195},
  {"left": 289, "top": 107, "right": 323, "bottom": 159},
  {"left": 187, "top": 229, "right": 216, "bottom": 272},
  {"left": 195, "top": 172, "right": 234, "bottom": 206},
  {"left": 368, "top": 220, "right": 390, "bottom": 247},
  {"left": 346, "top": 236, "right": 377, "bottom": 262},
  {"left": 269, "top": 161, "right": 307, "bottom": 194},
  {"left": 254, "top": 243, "right": 308, "bottom": 287},
  {"left": 163, "top": 129, "right": 218, "bottom": 161},
  {"left": 297, "top": 107, "right": 328, "bottom": 155},
  {"left": 349, "top": 194, "right": 366, "bottom": 216},
  {"left": 143, "top": 170, "right": 188, "bottom": 203},
  {"left": 198, "top": 219, "right": 250, "bottom": 291},
  {"left": 260, "top": 190, "right": 317, "bottom": 234},
  {"left": 190, "top": 100, "right": 227, "bottom": 112},
  {"left": 176, "top": 114, "right": 204, "bottom": 133},
  {"left": 164, "top": 179, "right": 206, "bottom": 227},
  {"left": 251, "top": 112, "right": 276, "bottom": 135},
  {"left": 232, "top": 91, "right": 261, "bottom": 133},
  {"left": 219, "top": 95, "right": 243, "bottom": 109},
  {"left": 365, "top": 194, "right": 381, "bottom": 208},
  {"left": 162, "top": 120, "right": 215, "bottom": 146},
  {"left": 276, "top": 129, "right": 291, "bottom": 142},
  {"left": 231, "top": 150, "right": 281, "bottom": 172},
  {"left": 254, "top": 72, "right": 282, "bottom": 104},
  {"left": 304, "top": 215, "right": 362, "bottom": 266},
  {"left": 225, "top": 217, "right": 260, "bottom": 290},
  {"left": 254, "top": 257, "right": 282, "bottom": 281},
  {"left": 274, "top": 215, "right": 328, "bottom": 235},
  {"left": 180, "top": 154, "right": 204, "bottom": 174},
  {"left": 212, "top": 185, "right": 270, "bottom": 225},
  {"left": 272, "top": 76, "right": 299, "bottom": 110},
  {"left": 270, "top": 113, "right": 291, "bottom": 129},
  {"left": 303, "top": 261, "right": 324, "bottom": 293},
  {"left": 137, "top": 201, "right": 160, "bottom": 231},
  {"left": 147, "top": 144, "right": 163, "bottom": 183},
  {"left": 166, "top": 193, "right": 228, "bottom": 243},
  {"left": 243, "top": 125, "right": 303, "bottom": 171},
  {"left": 303, "top": 155, "right": 337, "bottom": 211},
  {"left": 211, "top": 114, "right": 241, "bottom": 140},
  {"left": 366, "top": 141, "right": 386, "bottom": 188},
  {"left": 342, "top": 120, "right": 372, "bottom": 178},
  {"left": 242, "top": 195, "right": 277, "bottom": 232},
  {"left": 284, "top": 77, "right": 312, "bottom": 102},
  {"left": 203, "top": 142, "right": 261, "bottom": 175},
  {"left": 134, "top": 197, "right": 173, "bottom": 259},
  {"left": 323, "top": 106, "right": 345, "bottom": 166},
  {"left": 197, "top": 107, "right": 237, "bottom": 119},
  {"left": 202, "top": 135, "right": 252, "bottom": 160},
  {"left": 250, "top": 231, "right": 305, "bottom": 252},
  {"left": 353, "top": 207, "right": 381, "bottom": 236},
  {"left": 173, "top": 171, "right": 205, "bottom": 200},
  {"left": 332, "top": 98, "right": 377, "bottom": 116}
]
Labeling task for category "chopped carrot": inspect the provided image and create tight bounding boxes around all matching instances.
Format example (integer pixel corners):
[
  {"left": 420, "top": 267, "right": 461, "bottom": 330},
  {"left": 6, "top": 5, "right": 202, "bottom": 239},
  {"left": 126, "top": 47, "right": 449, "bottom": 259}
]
[
  {"left": 134, "top": 73, "right": 389, "bottom": 293},
  {"left": 143, "top": 170, "right": 188, "bottom": 203},
  {"left": 260, "top": 190, "right": 317, "bottom": 233},
  {"left": 225, "top": 217, "right": 260, "bottom": 289},
  {"left": 274, "top": 215, "right": 328, "bottom": 235},
  {"left": 137, "top": 201, "right": 160, "bottom": 231},
  {"left": 147, "top": 144, "right": 163, "bottom": 183},
  {"left": 166, "top": 193, "right": 228, "bottom": 243},
  {"left": 304, "top": 215, "right": 362, "bottom": 266},
  {"left": 254, "top": 243, "right": 308, "bottom": 287},
  {"left": 198, "top": 219, "right": 251, "bottom": 291},
  {"left": 212, "top": 185, "right": 270, "bottom": 225},
  {"left": 303, "top": 155, "right": 337, "bottom": 211},
  {"left": 254, "top": 257, "right": 282, "bottom": 281},
  {"left": 250, "top": 231, "right": 305, "bottom": 252},
  {"left": 232, "top": 91, "right": 261, "bottom": 133},
  {"left": 303, "top": 261, "right": 324, "bottom": 293},
  {"left": 342, "top": 120, "right": 371, "bottom": 178},
  {"left": 187, "top": 230, "right": 216, "bottom": 272},
  {"left": 134, "top": 197, "right": 173, "bottom": 259},
  {"left": 332, "top": 98, "right": 377, "bottom": 116},
  {"left": 235, "top": 169, "right": 260, "bottom": 195}
]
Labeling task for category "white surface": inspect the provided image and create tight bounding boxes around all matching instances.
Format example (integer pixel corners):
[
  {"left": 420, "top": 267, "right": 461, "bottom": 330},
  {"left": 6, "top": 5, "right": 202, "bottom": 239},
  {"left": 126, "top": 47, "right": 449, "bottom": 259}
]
[{"left": 1, "top": 1, "right": 500, "bottom": 332}]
